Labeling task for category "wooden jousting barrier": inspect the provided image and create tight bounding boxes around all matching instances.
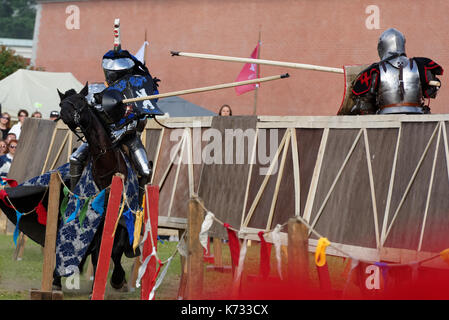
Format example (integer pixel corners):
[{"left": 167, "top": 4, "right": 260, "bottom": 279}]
[
  {"left": 122, "top": 73, "right": 290, "bottom": 104},
  {"left": 170, "top": 50, "right": 344, "bottom": 74}
]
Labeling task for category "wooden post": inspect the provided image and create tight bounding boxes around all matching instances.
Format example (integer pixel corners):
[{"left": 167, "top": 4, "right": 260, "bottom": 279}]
[
  {"left": 186, "top": 198, "right": 204, "bottom": 299},
  {"left": 0, "top": 209, "right": 7, "bottom": 234},
  {"left": 91, "top": 173, "right": 124, "bottom": 300},
  {"left": 288, "top": 217, "right": 309, "bottom": 289},
  {"left": 177, "top": 229, "right": 188, "bottom": 299},
  {"left": 140, "top": 185, "right": 159, "bottom": 300},
  {"left": 30, "top": 172, "right": 63, "bottom": 300}
]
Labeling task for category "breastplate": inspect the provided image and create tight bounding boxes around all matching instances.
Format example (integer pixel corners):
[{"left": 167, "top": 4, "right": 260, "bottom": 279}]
[{"left": 377, "top": 57, "right": 423, "bottom": 114}]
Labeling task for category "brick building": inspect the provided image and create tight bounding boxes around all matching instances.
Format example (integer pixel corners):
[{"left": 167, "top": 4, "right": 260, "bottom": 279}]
[{"left": 32, "top": 0, "right": 449, "bottom": 116}]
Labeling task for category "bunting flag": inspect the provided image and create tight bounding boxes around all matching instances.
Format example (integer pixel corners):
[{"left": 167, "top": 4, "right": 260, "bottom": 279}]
[
  {"left": 133, "top": 209, "right": 144, "bottom": 252},
  {"left": 91, "top": 189, "right": 106, "bottom": 216},
  {"left": 199, "top": 211, "right": 215, "bottom": 254},
  {"left": 224, "top": 223, "right": 241, "bottom": 270},
  {"left": 315, "top": 237, "right": 331, "bottom": 267},
  {"left": 65, "top": 194, "right": 81, "bottom": 224},
  {"left": 374, "top": 262, "right": 389, "bottom": 291},
  {"left": 440, "top": 248, "right": 449, "bottom": 266},
  {"left": 271, "top": 224, "right": 283, "bottom": 279},
  {"left": 135, "top": 41, "right": 149, "bottom": 64},
  {"left": 13, "top": 210, "right": 23, "bottom": 246},
  {"left": 59, "top": 186, "right": 70, "bottom": 223},
  {"left": 123, "top": 208, "right": 135, "bottom": 245},
  {"left": 149, "top": 256, "right": 173, "bottom": 300},
  {"left": 136, "top": 246, "right": 157, "bottom": 288},
  {"left": 258, "top": 231, "right": 271, "bottom": 279},
  {"left": 0, "top": 189, "right": 13, "bottom": 208},
  {"left": 36, "top": 201, "right": 47, "bottom": 225},
  {"left": 235, "top": 42, "right": 260, "bottom": 95},
  {"left": 78, "top": 196, "right": 92, "bottom": 229}
]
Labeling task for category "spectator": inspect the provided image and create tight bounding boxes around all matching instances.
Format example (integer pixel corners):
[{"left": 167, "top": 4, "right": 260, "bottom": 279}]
[
  {"left": 9, "top": 109, "right": 28, "bottom": 140},
  {"left": 218, "top": 104, "right": 232, "bottom": 116},
  {"left": 32, "top": 111, "right": 42, "bottom": 118},
  {"left": 0, "top": 140, "right": 7, "bottom": 156},
  {"left": 0, "top": 139, "right": 17, "bottom": 177},
  {"left": 4, "top": 133, "right": 16, "bottom": 145},
  {"left": 0, "top": 112, "right": 11, "bottom": 139},
  {"left": 49, "top": 111, "right": 60, "bottom": 121}
]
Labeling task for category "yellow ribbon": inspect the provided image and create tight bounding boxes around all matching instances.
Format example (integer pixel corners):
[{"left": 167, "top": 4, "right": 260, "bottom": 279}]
[
  {"left": 111, "top": 193, "right": 126, "bottom": 238},
  {"left": 132, "top": 194, "right": 145, "bottom": 252},
  {"left": 315, "top": 237, "right": 331, "bottom": 267},
  {"left": 440, "top": 248, "right": 449, "bottom": 266}
]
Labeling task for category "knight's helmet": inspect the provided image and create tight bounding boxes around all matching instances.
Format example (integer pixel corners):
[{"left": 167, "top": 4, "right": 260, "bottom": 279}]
[
  {"left": 377, "top": 28, "right": 406, "bottom": 60},
  {"left": 102, "top": 19, "right": 136, "bottom": 85}
]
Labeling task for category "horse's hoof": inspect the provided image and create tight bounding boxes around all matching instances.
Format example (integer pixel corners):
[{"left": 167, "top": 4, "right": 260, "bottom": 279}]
[{"left": 110, "top": 279, "right": 128, "bottom": 292}]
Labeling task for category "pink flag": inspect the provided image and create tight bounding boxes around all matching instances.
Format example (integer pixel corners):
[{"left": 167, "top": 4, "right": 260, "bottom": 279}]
[{"left": 235, "top": 42, "right": 260, "bottom": 95}]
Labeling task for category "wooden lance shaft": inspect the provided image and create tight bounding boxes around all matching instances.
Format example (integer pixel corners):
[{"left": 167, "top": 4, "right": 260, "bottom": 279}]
[
  {"left": 171, "top": 50, "right": 344, "bottom": 74},
  {"left": 170, "top": 51, "right": 441, "bottom": 87},
  {"left": 122, "top": 73, "right": 290, "bottom": 104}
]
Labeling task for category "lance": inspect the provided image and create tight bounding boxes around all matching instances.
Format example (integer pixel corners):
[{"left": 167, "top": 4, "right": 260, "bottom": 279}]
[
  {"left": 171, "top": 50, "right": 344, "bottom": 74},
  {"left": 122, "top": 73, "right": 290, "bottom": 104},
  {"left": 170, "top": 51, "right": 441, "bottom": 87}
]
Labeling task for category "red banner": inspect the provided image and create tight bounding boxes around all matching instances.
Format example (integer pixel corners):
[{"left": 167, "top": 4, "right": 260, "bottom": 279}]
[{"left": 235, "top": 42, "right": 260, "bottom": 95}]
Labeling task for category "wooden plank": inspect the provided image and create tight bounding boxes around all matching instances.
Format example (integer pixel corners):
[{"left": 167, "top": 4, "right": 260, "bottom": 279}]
[
  {"left": 363, "top": 128, "right": 380, "bottom": 248},
  {"left": 418, "top": 122, "right": 442, "bottom": 251},
  {"left": 41, "top": 172, "right": 61, "bottom": 292},
  {"left": 290, "top": 128, "right": 301, "bottom": 217},
  {"left": 91, "top": 174, "right": 124, "bottom": 300},
  {"left": 140, "top": 185, "right": 160, "bottom": 300},
  {"left": 303, "top": 128, "right": 329, "bottom": 222}
]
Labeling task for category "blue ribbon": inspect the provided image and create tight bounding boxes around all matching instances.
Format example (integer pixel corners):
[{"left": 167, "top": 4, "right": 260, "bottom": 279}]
[
  {"left": 13, "top": 210, "right": 23, "bottom": 246},
  {"left": 65, "top": 194, "right": 80, "bottom": 224},
  {"left": 91, "top": 189, "right": 106, "bottom": 216}
]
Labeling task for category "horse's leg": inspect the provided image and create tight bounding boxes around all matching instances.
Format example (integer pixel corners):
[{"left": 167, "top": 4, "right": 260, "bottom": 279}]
[{"left": 110, "top": 226, "right": 128, "bottom": 291}]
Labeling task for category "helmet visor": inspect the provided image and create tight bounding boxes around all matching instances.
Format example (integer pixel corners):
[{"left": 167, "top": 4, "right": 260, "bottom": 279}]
[{"left": 102, "top": 57, "right": 135, "bottom": 71}]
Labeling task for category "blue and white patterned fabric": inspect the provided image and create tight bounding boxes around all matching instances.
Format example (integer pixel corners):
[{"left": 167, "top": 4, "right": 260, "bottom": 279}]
[{"left": 21, "top": 157, "right": 139, "bottom": 277}]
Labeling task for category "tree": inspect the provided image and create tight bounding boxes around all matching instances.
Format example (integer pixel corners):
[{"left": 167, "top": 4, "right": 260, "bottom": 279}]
[
  {"left": 0, "top": 0, "right": 37, "bottom": 39},
  {"left": 0, "top": 45, "right": 28, "bottom": 80}
]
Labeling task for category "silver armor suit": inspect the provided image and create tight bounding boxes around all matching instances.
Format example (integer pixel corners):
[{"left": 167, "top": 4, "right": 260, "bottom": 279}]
[{"left": 377, "top": 56, "right": 424, "bottom": 114}]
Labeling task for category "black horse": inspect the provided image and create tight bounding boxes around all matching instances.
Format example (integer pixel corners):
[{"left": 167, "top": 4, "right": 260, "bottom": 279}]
[
  {"left": 0, "top": 84, "right": 140, "bottom": 295},
  {"left": 56, "top": 83, "right": 140, "bottom": 291}
]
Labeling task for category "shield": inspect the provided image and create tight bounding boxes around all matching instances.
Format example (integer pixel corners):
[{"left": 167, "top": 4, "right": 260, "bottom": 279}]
[
  {"left": 337, "top": 64, "right": 370, "bottom": 115},
  {"left": 106, "top": 74, "right": 164, "bottom": 117}
]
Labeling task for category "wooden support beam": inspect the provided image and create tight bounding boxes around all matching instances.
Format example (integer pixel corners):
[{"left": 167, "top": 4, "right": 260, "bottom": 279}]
[
  {"left": 186, "top": 198, "right": 204, "bottom": 299},
  {"left": 30, "top": 172, "right": 62, "bottom": 300},
  {"left": 91, "top": 173, "right": 124, "bottom": 300}
]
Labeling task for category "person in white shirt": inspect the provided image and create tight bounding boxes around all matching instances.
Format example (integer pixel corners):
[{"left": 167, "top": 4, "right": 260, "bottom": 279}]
[{"left": 9, "top": 109, "right": 29, "bottom": 140}]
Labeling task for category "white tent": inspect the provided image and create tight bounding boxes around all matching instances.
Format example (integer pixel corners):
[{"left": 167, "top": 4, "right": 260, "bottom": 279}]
[{"left": 0, "top": 69, "right": 83, "bottom": 119}]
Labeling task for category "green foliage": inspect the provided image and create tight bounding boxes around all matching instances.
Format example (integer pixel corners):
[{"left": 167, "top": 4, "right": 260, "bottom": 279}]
[
  {"left": 0, "top": 45, "right": 29, "bottom": 80},
  {"left": 0, "top": 0, "right": 37, "bottom": 39}
]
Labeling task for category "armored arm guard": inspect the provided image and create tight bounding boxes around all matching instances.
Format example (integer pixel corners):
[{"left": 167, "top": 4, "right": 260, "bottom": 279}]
[
  {"left": 350, "top": 64, "right": 380, "bottom": 115},
  {"left": 414, "top": 57, "right": 444, "bottom": 99}
]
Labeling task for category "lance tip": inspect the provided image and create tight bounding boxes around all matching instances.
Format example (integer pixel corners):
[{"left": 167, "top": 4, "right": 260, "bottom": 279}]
[
  {"left": 281, "top": 73, "right": 290, "bottom": 79},
  {"left": 170, "top": 51, "right": 180, "bottom": 56}
]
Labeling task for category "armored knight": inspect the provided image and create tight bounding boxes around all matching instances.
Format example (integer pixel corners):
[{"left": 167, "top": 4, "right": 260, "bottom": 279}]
[
  {"left": 70, "top": 19, "right": 163, "bottom": 200},
  {"left": 349, "top": 28, "right": 443, "bottom": 115}
]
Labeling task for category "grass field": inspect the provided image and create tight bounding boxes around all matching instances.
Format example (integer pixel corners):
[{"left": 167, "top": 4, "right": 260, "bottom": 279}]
[{"left": 0, "top": 233, "right": 355, "bottom": 300}]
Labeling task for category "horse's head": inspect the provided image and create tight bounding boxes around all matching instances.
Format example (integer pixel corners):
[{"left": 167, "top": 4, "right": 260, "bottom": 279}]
[{"left": 58, "top": 83, "right": 89, "bottom": 132}]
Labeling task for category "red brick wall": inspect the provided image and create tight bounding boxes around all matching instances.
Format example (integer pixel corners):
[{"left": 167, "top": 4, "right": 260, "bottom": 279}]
[{"left": 34, "top": 0, "right": 449, "bottom": 116}]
